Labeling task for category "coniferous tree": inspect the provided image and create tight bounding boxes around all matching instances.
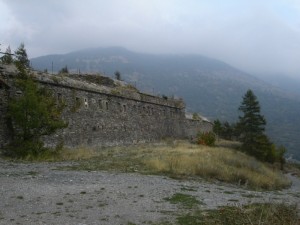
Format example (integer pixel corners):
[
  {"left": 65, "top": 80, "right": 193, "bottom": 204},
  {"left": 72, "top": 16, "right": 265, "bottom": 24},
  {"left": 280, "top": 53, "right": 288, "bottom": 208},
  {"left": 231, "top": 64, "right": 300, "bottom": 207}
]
[
  {"left": 213, "top": 120, "right": 236, "bottom": 140},
  {"left": 1, "top": 46, "right": 13, "bottom": 64},
  {"left": 237, "top": 89, "right": 272, "bottom": 161},
  {"left": 59, "top": 65, "right": 69, "bottom": 74},
  {"left": 213, "top": 119, "right": 222, "bottom": 137},
  {"left": 114, "top": 71, "right": 121, "bottom": 80},
  {"left": 14, "top": 43, "right": 30, "bottom": 69}
]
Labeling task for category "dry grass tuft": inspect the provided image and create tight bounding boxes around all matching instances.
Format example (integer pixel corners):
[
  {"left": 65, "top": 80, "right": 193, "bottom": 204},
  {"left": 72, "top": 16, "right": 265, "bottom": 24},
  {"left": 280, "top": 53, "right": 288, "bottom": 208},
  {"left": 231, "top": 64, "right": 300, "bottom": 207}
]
[
  {"left": 58, "top": 147, "right": 99, "bottom": 160},
  {"left": 29, "top": 146, "right": 99, "bottom": 161}
]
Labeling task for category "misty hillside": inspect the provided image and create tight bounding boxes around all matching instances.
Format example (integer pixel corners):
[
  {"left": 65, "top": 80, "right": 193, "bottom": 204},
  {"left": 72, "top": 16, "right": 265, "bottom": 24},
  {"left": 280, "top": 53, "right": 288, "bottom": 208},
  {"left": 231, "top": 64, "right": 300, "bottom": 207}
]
[
  {"left": 31, "top": 47, "right": 300, "bottom": 160},
  {"left": 259, "top": 75, "right": 300, "bottom": 97}
]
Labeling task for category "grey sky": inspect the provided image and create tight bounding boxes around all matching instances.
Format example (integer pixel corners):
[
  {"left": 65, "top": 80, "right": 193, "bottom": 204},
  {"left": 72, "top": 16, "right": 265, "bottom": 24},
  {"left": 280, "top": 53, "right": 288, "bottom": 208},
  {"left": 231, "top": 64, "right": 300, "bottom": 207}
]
[{"left": 1, "top": 0, "right": 300, "bottom": 78}]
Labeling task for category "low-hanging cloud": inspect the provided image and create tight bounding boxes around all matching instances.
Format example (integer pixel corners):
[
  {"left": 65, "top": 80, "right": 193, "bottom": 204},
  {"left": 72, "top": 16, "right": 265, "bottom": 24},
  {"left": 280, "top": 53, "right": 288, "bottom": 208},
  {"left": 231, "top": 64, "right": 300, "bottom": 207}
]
[{"left": 1, "top": 0, "right": 300, "bottom": 78}]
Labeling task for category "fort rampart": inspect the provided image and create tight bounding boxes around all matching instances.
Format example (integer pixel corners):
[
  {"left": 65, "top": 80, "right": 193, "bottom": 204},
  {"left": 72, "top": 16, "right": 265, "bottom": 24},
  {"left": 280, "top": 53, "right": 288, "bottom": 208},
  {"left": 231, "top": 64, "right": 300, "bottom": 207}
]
[{"left": 0, "top": 64, "right": 212, "bottom": 149}]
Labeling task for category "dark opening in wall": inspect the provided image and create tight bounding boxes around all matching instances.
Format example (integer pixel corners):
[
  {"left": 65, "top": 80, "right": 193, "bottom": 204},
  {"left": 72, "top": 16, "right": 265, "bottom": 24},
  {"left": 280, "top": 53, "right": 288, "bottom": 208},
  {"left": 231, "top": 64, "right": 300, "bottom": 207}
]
[
  {"left": 98, "top": 100, "right": 103, "bottom": 109},
  {"left": 75, "top": 97, "right": 80, "bottom": 105},
  {"left": 71, "top": 97, "right": 81, "bottom": 112},
  {"left": 123, "top": 104, "right": 127, "bottom": 113},
  {"left": 104, "top": 101, "right": 109, "bottom": 110}
]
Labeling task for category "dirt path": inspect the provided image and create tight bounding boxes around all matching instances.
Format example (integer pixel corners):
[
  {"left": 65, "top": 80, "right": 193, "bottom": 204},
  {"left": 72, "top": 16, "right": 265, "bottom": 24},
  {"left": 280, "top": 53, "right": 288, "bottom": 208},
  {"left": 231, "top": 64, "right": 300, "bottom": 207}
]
[{"left": 0, "top": 160, "right": 299, "bottom": 225}]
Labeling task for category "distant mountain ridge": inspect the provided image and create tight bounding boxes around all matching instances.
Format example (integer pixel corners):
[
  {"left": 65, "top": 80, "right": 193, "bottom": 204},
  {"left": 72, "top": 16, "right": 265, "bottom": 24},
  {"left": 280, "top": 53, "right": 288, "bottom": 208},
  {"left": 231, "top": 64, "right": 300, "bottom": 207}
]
[{"left": 31, "top": 47, "right": 300, "bottom": 160}]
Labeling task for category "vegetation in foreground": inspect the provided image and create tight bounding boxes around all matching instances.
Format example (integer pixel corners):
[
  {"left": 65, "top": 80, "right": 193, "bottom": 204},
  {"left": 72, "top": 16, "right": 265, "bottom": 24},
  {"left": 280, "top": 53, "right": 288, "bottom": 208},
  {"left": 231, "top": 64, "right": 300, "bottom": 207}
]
[
  {"left": 174, "top": 203, "right": 299, "bottom": 225},
  {"left": 159, "top": 192, "right": 299, "bottom": 225},
  {"left": 159, "top": 193, "right": 300, "bottom": 225},
  {"left": 29, "top": 140, "right": 290, "bottom": 190}
]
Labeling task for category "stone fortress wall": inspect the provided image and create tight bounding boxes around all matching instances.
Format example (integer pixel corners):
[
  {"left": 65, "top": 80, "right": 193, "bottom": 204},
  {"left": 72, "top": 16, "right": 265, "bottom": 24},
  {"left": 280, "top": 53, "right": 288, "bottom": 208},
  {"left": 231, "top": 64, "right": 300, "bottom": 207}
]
[{"left": 0, "top": 64, "right": 212, "bottom": 149}]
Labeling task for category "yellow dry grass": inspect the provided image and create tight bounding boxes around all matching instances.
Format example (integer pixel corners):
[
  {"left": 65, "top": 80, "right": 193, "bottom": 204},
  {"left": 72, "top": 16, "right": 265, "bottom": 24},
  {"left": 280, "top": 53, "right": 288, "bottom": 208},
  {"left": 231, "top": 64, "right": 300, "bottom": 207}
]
[
  {"left": 57, "top": 147, "right": 99, "bottom": 160},
  {"left": 38, "top": 139, "right": 290, "bottom": 190},
  {"left": 142, "top": 140, "right": 290, "bottom": 190},
  {"left": 31, "top": 146, "right": 99, "bottom": 161}
]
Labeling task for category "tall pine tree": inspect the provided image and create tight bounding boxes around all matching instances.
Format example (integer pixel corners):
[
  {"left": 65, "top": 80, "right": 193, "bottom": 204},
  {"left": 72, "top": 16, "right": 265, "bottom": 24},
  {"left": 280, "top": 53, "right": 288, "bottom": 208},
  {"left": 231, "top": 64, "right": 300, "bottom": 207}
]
[{"left": 237, "top": 89, "right": 273, "bottom": 161}]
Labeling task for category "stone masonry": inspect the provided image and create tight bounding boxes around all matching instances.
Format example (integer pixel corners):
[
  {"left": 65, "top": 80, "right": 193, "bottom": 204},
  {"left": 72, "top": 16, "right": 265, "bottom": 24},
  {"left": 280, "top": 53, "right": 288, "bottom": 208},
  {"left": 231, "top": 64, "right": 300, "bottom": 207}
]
[{"left": 0, "top": 64, "right": 212, "bottom": 149}]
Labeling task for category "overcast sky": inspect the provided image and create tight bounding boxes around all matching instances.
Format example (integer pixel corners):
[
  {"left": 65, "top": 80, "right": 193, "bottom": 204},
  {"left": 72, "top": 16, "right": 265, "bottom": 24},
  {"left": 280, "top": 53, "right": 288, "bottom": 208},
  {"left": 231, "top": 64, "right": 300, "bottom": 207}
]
[{"left": 1, "top": 0, "right": 300, "bottom": 78}]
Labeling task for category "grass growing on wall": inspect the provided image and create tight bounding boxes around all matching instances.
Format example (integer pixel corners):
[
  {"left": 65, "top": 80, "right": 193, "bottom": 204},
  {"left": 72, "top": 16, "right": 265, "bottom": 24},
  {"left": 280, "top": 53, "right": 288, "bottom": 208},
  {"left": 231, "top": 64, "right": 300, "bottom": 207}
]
[{"left": 54, "top": 140, "right": 290, "bottom": 190}]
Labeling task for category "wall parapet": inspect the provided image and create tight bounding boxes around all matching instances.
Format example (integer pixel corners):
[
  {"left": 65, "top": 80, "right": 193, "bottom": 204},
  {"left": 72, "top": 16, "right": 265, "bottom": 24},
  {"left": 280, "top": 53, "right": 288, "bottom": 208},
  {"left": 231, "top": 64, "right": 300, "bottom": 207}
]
[{"left": 34, "top": 70, "right": 185, "bottom": 109}]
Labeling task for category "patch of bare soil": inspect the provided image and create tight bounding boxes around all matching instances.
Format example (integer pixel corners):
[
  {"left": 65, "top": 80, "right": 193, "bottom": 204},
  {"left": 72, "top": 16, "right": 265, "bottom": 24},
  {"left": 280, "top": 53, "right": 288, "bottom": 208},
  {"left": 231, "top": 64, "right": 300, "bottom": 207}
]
[{"left": 0, "top": 159, "right": 299, "bottom": 225}]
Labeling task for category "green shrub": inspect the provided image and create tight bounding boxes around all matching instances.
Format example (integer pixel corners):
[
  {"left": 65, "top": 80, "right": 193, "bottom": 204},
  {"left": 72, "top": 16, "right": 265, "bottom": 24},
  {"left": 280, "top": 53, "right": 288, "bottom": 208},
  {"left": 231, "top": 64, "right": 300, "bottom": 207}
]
[
  {"left": 6, "top": 73, "right": 67, "bottom": 159},
  {"left": 197, "top": 132, "right": 216, "bottom": 146},
  {"left": 5, "top": 139, "right": 45, "bottom": 158}
]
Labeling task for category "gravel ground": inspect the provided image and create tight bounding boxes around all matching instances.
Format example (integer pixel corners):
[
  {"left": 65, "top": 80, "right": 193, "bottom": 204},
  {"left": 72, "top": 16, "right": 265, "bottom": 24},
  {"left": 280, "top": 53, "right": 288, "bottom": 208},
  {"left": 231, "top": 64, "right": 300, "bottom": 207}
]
[{"left": 0, "top": 159, "right": 299, "bottom": 225}]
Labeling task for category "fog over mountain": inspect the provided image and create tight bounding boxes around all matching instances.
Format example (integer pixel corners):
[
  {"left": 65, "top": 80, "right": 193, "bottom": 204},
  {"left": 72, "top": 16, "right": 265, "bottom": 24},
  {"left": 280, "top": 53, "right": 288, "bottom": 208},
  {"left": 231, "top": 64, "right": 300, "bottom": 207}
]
[
  {"left": 1, "top": 0, "right": 300, "bottom": 81},
  {"left": 258, "top": 75, "right": 300, "bottom": 97},
  {"left": 31, "top": 47, "right": 300, "bottom": 160}
]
